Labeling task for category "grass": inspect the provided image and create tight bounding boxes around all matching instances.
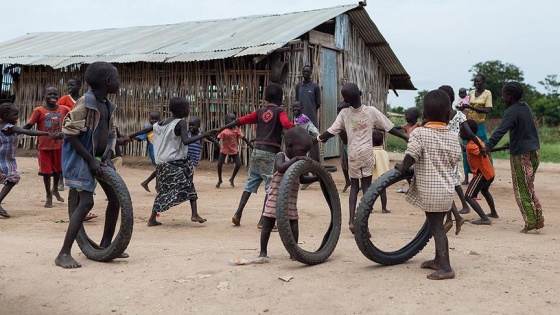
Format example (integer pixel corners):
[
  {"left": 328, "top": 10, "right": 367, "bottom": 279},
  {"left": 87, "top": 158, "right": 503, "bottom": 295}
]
[{"left": 385, "top": 119, "right": 560, "bottom": 163}]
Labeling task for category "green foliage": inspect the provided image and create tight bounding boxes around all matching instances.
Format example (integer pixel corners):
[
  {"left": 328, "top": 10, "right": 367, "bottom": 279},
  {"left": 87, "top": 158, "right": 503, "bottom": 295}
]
[
  {"left": 388, "top": 105, "right": 405, "bottom": 114},
  {"left": 414, "top": 89, "right": 428, "bottom": 114}
]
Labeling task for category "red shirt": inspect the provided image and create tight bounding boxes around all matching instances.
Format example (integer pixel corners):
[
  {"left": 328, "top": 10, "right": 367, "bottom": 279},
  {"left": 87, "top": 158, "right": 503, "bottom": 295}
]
[
  {"left": 466, "top": 137, "right": 495, "bottom": 180},
  {"left": 238, "top": 104, "right": 294, "bottom": 147},
  {"left": 27, "top": 105, "right": 70, "bottom": 150},
  {"left": 56, "top": 95, "right": 77, "bottom": 110},
  {"left": 401, "top": 121, "right": 422, "bottom": 135},
  {"left": 218, "top": 127, "right": 244, "bottom": 155}
]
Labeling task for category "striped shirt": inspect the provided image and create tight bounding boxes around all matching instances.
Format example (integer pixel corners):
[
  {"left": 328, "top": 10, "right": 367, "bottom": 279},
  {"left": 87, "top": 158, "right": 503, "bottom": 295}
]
[
  {"left": 187, "top": 131, "right": 203, "bottom": 167},
  {"left": 405, "top": 122, "right": 462, "bottom": 212}
]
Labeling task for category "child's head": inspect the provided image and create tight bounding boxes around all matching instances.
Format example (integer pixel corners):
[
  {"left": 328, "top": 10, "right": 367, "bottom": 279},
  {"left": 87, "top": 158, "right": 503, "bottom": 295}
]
[
  {"left": 404, "top": 107, "right": 420, "bottom": 124},
  {"left": 438, "top": 85, "right": 455, "bottom": 104},
  {"left": 460, "top": 119, "right": 478, "bottom": 140},
  {"left": 264, "top": 83, "right": 283, "bottom": 105},
  {"left": 501, "top": 81, "right": 524, "bottom": 107},
  {"left": 84, "top": 62, "right": 120, "bottom": 93},
  {"left": 148, "top": 111, "right": 160, "bottom": 125},
  {"left": 292, "top": 101, "right": 303, "bottom": 117},
  {"left": 0, "top": 103, "right": 19, "bottom": 124},
  {"left": 43, "top": 85, "right": 59, "bottom": 106},
  {"left": 225, "top": 113, "right": 237, "bottom": 124},
  {"left": 341, "top": 83, "right": 361, "bottom": 106},
  {"left": 283, "top": 126, "right": 313, "bottom": 159},
  {"left": 423, "top": 89, "right": 450, "bottom": 123},
  {"left": 458, "top": 88, "right": 467, "bottom": 99},
  {"left": 188, "top": 117, "right": 201, "bottom": 133},
  {"left": 169, "top": 97, "right": 189, "bottom": 118},
  {"left": 67, "top": 77, "right": 82, "bottom": 95},
  {"left": 372, "top": 129, "right": 384, "bottom": 147}
]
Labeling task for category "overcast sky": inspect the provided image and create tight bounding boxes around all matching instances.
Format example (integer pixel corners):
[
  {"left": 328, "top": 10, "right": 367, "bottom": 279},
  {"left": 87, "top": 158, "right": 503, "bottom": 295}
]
[{"left": 2, "top": 0, "right": 559, "bottom": 108}]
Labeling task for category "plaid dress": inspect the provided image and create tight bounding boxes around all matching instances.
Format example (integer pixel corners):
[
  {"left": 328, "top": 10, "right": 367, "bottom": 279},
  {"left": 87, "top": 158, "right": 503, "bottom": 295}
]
[{"left": 405, "top": 122, "right": 461, "bottom": 212}]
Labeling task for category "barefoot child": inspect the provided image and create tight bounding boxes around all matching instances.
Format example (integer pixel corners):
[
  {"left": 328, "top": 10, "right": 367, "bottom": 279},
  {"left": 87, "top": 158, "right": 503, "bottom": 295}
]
[
  {"left": 137, "top": 111, "right": 160, "bottom": 192},
  {"left": 187, "top": 116, "right": 219, "bottom": 173},
  {"left": 23, "top": 85, "right": 69, "bottom": 208},
  {"left": 461, "top": 120, "right": 498, "bottom": 225},
  {"left": 0, "top": 103, "right": 52, "bottom": 218},
  {"left": 128, "top": 98, "right": 213, "bottom": 226},
  {"left": 259, "top": 127, "right": 317, "bottom": 258},
  {"left": 396, "top": 89, "right": 461, "bottom": 280},
  {"left": 315, "top": 83, "right": 408, "bottom": 234},
  {"left": 55, "top": 62, "right": 123, "bottom": 268},
  {"left": 372, "top": 130, "right": 390, "bottom": 213},
  {"left": 216, "top": 113, "right": 252, "bottom": 188}
]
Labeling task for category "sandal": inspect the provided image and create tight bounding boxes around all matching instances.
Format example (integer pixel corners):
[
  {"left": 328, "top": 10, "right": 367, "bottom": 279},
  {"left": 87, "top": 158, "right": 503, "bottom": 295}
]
[{"left": 84, "top": 212, "right": 98, "bottom": 221}]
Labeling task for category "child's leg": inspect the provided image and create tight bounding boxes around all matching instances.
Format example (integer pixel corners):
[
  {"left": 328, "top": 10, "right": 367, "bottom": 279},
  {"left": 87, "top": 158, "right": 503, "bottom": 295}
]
[
  {"left": 232, "top": 191, "right": 251, "bottom": 225},
  {"left": 216, "top": 153, "right": 226, "bottom": 188},
  {"left": 481, "top": 185, "right": 498, "bottom": 218},
  {"left": 43, "top": 175, "right": 53, "bottom": 208},
  {"left": 464, "top": 174, "right": 491, "bottom": 225},
  {"left": 230, "top": 154, "right": 242, "bottom": 187},
  {"left": 380, "top": 188, "right": 390, "bottom": 213},
  {"left": 342, "top": 169, "right": 351, "bottom": 192},
  {"left": 98, "top": 180, "right": 121, "bottom": 248},
  {"left": 55, "top": 190, "right": 94, "bottom": 268},
  {"left": 456, "top": 185, "right": 470, "bottom": 214},
  {"left": 0, "top": 182, "right": 16, "bottom": 218},
  {"left": 348, "top": 178, "right": 360, "bottom": 233},
  {"left": 51, "top": 173, "right": 64, "bottom": 202},
  {"left": 189, "top": 199, "right": 207, "bottom": 223},
  {"left": 259, "top": 216, "right": 276, "bottom": 257},
  {"left": 141, "top": 169, "right": 157, "bottom": 192},
  {"left": 58, "top": 175, "right": 65, "bottom": 191},
  {"left": 423, "top": 212, "right": 455, "bottom": 280},
  {"left": 289, "top": 219, "right": 299, "bottom": 260}
]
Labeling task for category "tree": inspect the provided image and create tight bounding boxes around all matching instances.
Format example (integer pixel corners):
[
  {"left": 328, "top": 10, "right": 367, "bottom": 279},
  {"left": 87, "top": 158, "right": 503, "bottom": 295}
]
[
  {"left": 469, "top": 60, "right": 525, "bottom": 117},
  {"left": 533, "top": 74, "right": 560, "bottom": 125},
  {"left": 539, "top": 74, "right": 560, "bottom": 96},
  {"left": 414, "top": 89, "right": 428, "bottom": 114}
]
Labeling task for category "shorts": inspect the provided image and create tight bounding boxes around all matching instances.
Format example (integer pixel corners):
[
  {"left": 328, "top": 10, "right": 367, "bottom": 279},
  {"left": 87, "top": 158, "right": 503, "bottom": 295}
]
[
  {"left": 243, "top": 149, "right": 275, "bottom": 194},
  {"left": 38, "top": 149, "right": 62, "bottom": 176},
  {"left": 465, "top": 173, "right": 494, "bottom": 197},
  {"left": 341, "top": 145, "right": 348, "bottom": 170}
]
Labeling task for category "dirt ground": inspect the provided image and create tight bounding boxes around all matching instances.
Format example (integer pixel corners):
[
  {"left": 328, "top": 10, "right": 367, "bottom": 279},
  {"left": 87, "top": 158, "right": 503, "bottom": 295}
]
[{"left": 1, "top": 152, "right": 559, "bottom": 315}]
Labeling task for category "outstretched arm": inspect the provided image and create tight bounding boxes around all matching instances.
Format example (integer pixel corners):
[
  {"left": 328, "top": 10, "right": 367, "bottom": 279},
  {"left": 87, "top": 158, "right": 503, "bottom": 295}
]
[
  {"left": 127, "top": 125, "right": 153, "bottom": 140},
  {"left": 11, "top": 125, "right": 49, "bottom": 137},
  {"left": 240, "top": 136, "right": 253, "bottom": 149},
  {"left": 460, "top": 121, "right": 485, "bottom": 157},
  {"left": 388, "top": 127, "right": 408, "bottom": 142}
]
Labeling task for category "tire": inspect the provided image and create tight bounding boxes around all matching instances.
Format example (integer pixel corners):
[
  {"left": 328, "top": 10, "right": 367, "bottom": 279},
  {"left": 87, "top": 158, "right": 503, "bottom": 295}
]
[
  {"left": 276, "top": 160, "right": 342, "bottom": 265},
  {"left": 354, "top": 169, "right": 431, "bottom": 265},
  {"left": 68, "top": 165, "right": 134, "bottom": 262}
]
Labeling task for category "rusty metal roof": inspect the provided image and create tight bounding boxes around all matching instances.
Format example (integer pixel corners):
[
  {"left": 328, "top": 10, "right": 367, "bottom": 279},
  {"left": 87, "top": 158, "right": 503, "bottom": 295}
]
[{"left": 0, "top": 4, "right": 414, "bottom": 90}]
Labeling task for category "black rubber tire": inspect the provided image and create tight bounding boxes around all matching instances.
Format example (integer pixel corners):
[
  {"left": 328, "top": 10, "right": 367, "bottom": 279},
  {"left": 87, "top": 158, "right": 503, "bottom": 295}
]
[
  {"left": 68, "top": 165, "right": 134, "bottom": 262},
  {"left": 354, "top": 169, "right": 431, "bottom": 265},
  {"left": 276, "top": 160, "right": 342, "bottom": 265}
]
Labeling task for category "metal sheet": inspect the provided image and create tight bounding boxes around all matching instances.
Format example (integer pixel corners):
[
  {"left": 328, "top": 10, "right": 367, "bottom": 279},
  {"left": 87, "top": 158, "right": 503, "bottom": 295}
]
[{"left": 321, "top": 48, "right": 339, "bottom": 159}]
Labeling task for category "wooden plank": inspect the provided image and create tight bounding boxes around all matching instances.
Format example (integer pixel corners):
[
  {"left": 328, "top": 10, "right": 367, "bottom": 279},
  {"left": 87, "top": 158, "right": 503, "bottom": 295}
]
[{"left": 309, "top": 30, "right": 337, "bottom": 50}]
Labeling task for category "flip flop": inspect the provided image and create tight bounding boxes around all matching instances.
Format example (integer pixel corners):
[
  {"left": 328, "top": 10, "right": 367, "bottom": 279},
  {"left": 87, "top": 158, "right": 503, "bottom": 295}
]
[
  {"left": 84, "top": 212, "right": 98, "bottom": 221},
  {"left": 0, "top": 207, "right": 10, "bottom": 218}
]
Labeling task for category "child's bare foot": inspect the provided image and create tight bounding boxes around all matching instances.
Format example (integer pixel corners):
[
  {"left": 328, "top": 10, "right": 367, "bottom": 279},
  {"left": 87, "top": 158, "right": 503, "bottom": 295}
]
[
  {"left": 232, "top": 215, "right": 240, "bottom": 226},
  {"left": 147, "top": 219, "right": 162, "bottom": 227},
  {"left": 342, "top": 182, "right": 351, "bottom": 193},
  {"left": 443, "top": 220, "right": 453, "bottom": 233},
  {"left": 471, "top": 218, "right": 491, "bottom": 225},
  {"left": 55, "top": 253, "right": 81, "bottom": 268},
  {"left": 381, "top": 208, "right": 391, "bottom": 214},
  {"left": 191, "top": 215, "right": 207, "bottom": 223},
  {"left": 455, "top": 217, "right": 465, "bottom": 235},
  {"left": 259, "top": 251, "right": 267, "bottom": 258},
  {"left": 487, "top": 212, "right": 499, "bottom": 219},
  {"left": 215, "top": 180, "right": 222, "bottom": 188},
  {"left": 458, "top": 208, "right": 470, "bottom": 214},
  {"left": 140, "top": 181, "right": 150, "bottom": 192},
  {"left": 44, "top": 196, "right": 53, "bottom": 208},
  {"left": 420, "top": 260, "right": 440, "bottom": 270},
  {"left": 51, "top": 189, "right": 64, "bottom": 202},
  {"left": 0, "top": 206, "right": 10, "bottom": 218},
  {"left": 427, "top": 269, "right": 455, "bottom": 280},
  {"left": 229, "top": 178, "right": 235, "bottom": 187},
  {"left": 118, "top": 252, "right": 129, "bottom": 258},
  {"left": 461, "top": 179, "right": 469, "bottom": 185}
]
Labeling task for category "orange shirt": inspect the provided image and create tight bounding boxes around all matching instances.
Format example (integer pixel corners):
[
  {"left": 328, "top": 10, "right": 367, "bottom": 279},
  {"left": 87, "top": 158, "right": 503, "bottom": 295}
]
[
  {"left": 218, "top": 127, "right": 244, "bottom": 155},
  {"left": 56, "top": 95, "right": 77, "bottom": 110},
  {"left": 466, "top": 137, "right": 495, "bottom": 180},
  {"left": 27, "top": 105, "right": 70, "bottom": 150}
]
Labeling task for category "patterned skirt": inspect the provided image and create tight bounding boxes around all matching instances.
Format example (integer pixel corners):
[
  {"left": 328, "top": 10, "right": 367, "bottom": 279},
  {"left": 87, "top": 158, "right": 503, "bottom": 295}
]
[
  {"left": 153, "top": 158, "right": 197, "bottom": 213},
  {"left": 510, "top": 151, "right": 543, "bottom": 228}
]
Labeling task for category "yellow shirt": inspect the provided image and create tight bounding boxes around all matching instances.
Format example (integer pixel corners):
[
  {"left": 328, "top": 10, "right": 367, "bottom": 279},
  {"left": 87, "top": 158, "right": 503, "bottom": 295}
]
[{"left": 467, "top": 89, "right": 492, "bottom": 124}]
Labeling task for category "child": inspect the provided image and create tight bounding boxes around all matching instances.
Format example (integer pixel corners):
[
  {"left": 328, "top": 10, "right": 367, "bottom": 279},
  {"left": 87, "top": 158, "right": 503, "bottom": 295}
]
[
  {"left": 55, "top": 62, "right": 122, "bottom": 269},
  {"left": 454, "top": 87, "right": 470, "bottom": 116},
  {"left": 23, "top": 85, "right": 69, "bottom": 208},
  {"left": 315, "top": 83, "right": 408, "bottom": 234},
  {"left": 137, "top": 111, "right": 160, "bottom": 192},
  {"left": 56, "top": 77, "right": 82, "bottom": 191},
  {"left": 259, "top": 126, "right": 317, "bottom": 258},
  {"left": 337, "top": 102, "right": 351, "bottom": 192},
  {"left": 214, "top": 83, "right": 294, "bottom": 227},
  {"left": 292, "top": 101, "right": 319, "bottom": 137},
  {"left": 127, "top": 98, "right": 213, "bottom": 227},
  {"left": 461, "top": 120, "right": 500, "bottom": 225},
  {"left": 0, "top": 103, "right": 52, "bottom": 218},
  {"left": 395, "top": 89, "right": 461, "bottom": 280},
  {"left": 485, "top": 82, "right": 543, "bottom": 233},
  {"left": 187, "top": 117, "right": 218, "bottom": 172},
  {"left": 216, "top": 113, "right": 252, "bottom": 188},
  {"left": 396, "top": 107, "right": 422, "bottom": 135},
  {"left": 372, "top": 130, "right": 390, "bottom": 213}
]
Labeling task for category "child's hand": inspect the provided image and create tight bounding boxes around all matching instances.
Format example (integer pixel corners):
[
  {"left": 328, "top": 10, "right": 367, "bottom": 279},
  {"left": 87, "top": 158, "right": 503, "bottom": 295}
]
[
  {"left": 88, "top": 159, "right": 103, "bottom": 177},
  {"left": 116, "top": 137, "right": 126, "bottom": 145},
  {"left": 394, "top": 163, "right": 404, "bottom": 173},
  {"left": 295, "top": 156, "right": 313, "bottom": 162}
]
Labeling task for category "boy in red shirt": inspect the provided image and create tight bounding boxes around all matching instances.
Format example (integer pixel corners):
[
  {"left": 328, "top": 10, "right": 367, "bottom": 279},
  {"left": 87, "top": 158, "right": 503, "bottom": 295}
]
[
  {"left": 460, "top": 119, "right": 498, "bottom": 225},
  {"left": 24, "top": 86, "right": 69, "bottom": 208},
  {"left": 216, "top": 113, "right": 252, "bottom": 188}
]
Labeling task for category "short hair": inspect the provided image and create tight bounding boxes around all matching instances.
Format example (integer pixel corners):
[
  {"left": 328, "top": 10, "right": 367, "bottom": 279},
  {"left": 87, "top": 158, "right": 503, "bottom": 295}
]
[
  {"left": 84, "top": 62, "right": 116, "bottom": 89},
  {"left": 169, "top": 97, "right": 189, "bottom": 114},
  {"left": 341, "top": 83, "right": 360, "bottom": 98},
  {"left": 502, "top": 81, "right": 524, "bottom": 101},
  {"left": 303, "top": 65, "right": 312, "bottom": 70},
  {"left": 438, "top": 85, "right": 455, "bottom": 103},
  {"left": 423, "top": 89, "right": 450, "bottom": 122},
  {"left": 149, "top": 111, "right": 160, "bottom": 118},
  {"left": 264, "top": 83, "right": 283, "bottom": 104},
  {"left": 69, "top": 77, "right": 82, "bottom": 87},
  {"left": 188, "top": 116, "right": 201, "bottom": 125},
  {"left": 43, "top": 85, "right": 57, "bottom": 94},
  {"left": 475, "top": 74, "right": 486, "bottom": 82},
  {"left": 404, "top": 107, "right": 420, "bottom": 118},
  {"left": 372, "top": 129, "right": 384, "bottom": 146},
  {"left": 0, "top": 103, "right": 15, "bottom": 118},
  {"left": 225, "top": 113, "right": 237, "bottom": 120},
  {"left": 284, "top": 126, "right": 313, "bottom": 150},
  {"left": 465, "top": 119, "right": 478, "bottom": 134}
]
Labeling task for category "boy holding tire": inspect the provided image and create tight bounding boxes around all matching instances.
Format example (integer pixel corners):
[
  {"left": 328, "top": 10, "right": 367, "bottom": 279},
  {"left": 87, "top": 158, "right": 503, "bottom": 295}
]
[{"left": 395, "top": 89, "right": 462, "bottom": 280}]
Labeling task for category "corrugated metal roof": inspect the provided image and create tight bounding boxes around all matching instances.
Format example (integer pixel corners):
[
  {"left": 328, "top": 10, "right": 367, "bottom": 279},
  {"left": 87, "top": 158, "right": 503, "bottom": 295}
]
[{"left": 0, "top": 4, "right": 414, "bottom": 89}]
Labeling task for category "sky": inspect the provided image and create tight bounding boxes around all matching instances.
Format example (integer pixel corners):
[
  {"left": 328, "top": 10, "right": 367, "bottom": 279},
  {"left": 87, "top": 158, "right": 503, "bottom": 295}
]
[{"left": 2, "top": 0, "right": 559, "bottom": 108}]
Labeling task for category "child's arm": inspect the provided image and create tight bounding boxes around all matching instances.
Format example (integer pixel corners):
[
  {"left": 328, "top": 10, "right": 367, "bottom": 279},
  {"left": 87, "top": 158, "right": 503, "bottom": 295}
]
[
  {"left": 10, "top": 125, "right": 50, "bottom": 137},
  {"left": 274, "top": 154, "right": 311, "bottom": 174},
  {"left": 127, "top": 125, "right": 153, "bottom": 141},
  {"left": 395, "top": 154, "right": 415, "bottom": 173},
  {"left": 240, "top": 136, "right": 254, "bottom": 149},
  {"left": 460, "top": 121, "right": 486, "bottom": 157},
  {"left": 490, "top": 142, "right": 509, "bottom": 152},
  {"left": 207, "top": 136, "right": 220, "bottom": 146},
  {"left": 388, "top": 127, "right": 408, "bottom": 142},
  {"left": 178, "top": 120, "right": 213, "bottom": 145}
]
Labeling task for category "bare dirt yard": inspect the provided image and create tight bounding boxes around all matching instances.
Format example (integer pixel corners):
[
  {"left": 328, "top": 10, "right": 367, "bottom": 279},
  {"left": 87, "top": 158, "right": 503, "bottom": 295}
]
[{"left": 1, "top": 152, "right": 559, "bottom": 315}]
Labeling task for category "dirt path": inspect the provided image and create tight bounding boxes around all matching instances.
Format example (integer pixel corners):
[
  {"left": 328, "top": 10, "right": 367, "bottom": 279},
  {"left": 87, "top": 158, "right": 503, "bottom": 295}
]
[{"left": 0, "top": 154, "right": 558, "bottom": 314}]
